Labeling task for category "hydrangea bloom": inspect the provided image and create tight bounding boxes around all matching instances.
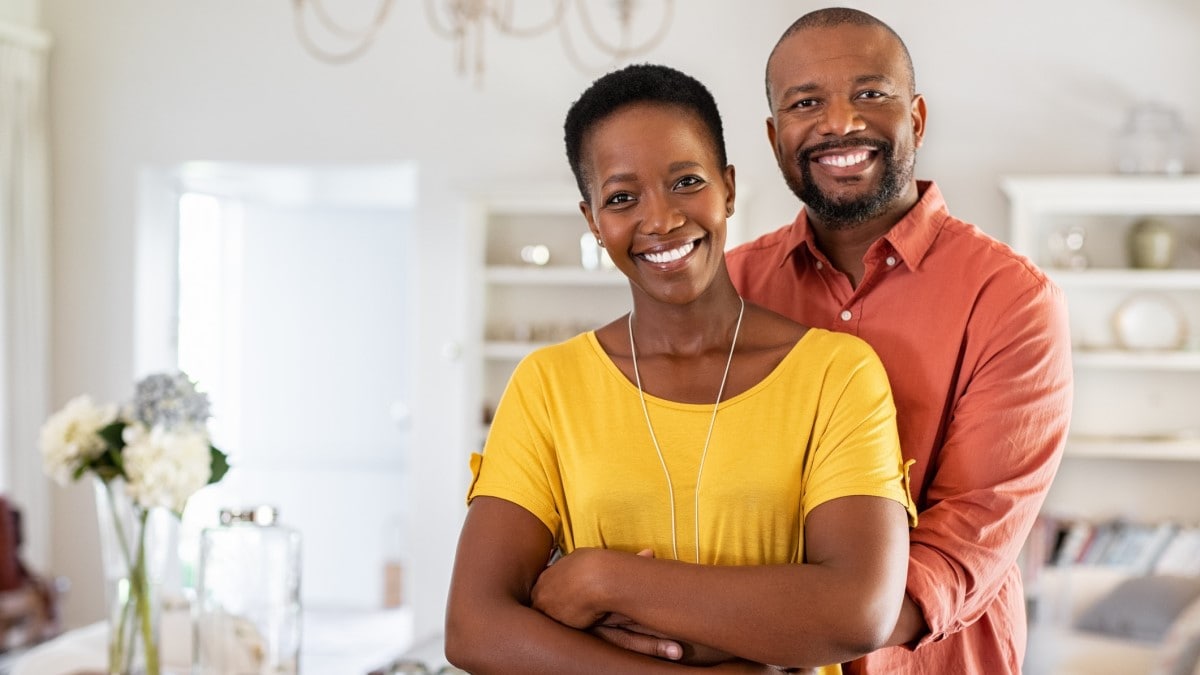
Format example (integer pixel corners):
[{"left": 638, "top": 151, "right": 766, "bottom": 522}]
[
  {"left": 129, "top": 372, "right": 211, "bottom": 430},
  {"left": 39, "top": 395, "right": 117, "bottom": 485},
  {"left": 121, "top": 423, "right": 213, "bottom": 513}
]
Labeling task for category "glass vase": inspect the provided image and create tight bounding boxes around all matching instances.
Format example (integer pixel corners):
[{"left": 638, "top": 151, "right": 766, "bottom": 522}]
[{"left": 93, "top": 477, "right": 174, "bottom": 675}]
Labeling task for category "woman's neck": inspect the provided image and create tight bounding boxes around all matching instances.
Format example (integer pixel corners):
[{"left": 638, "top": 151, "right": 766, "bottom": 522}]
[{"left": 628, "top": 282, "right": 743, "bottom": 358}]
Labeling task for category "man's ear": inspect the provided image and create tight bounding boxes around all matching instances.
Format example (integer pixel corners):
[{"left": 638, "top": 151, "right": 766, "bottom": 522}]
[
  {"left": 910, "top": 93, "right": 927, "bottom": 149},
  {"left": 766, "top": 116, "right": 784, "bottom": 165}
]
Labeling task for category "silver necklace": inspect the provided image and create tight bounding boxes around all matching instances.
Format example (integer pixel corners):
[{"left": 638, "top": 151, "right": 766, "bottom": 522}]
[{"left": 628, "top": 296, "right": 745, "bottom": 562}]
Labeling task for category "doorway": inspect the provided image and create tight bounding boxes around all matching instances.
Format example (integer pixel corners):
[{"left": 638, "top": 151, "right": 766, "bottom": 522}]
[{"left": 136, "top": 162, "right": 418, "bottom": 610}]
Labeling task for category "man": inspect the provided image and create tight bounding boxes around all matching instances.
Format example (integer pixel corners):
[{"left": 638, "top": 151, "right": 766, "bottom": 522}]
[{"left": 724, "top": 8, "right": 1073, "bottom": 674}]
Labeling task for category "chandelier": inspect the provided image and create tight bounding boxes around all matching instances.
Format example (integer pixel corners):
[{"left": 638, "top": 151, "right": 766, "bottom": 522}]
[{"left": 291, "top": 0, "right": 675, "bottom": 84}]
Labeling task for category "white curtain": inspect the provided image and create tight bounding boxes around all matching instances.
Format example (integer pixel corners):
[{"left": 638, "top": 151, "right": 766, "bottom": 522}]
[{"left": 0, "top": 23, "right": 51, "bottom": 568}]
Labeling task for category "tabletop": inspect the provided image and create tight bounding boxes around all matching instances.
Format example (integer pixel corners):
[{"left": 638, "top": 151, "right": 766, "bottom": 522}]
[{"left": 10, "top": 605, "right": 415, "bottom": 675}]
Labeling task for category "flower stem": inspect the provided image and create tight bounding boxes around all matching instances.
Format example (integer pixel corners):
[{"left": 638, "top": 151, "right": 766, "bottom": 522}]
[
  {"left": 105, "top": 482, "right": 133, "bottom": 673},
  {"left": 132, "top": 508, "right": 161, "bottom": 675},
  {"left": 104, "top": 481, "right": 160, "bottom": 675}
]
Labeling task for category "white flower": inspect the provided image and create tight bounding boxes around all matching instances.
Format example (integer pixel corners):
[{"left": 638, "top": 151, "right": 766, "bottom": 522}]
[
  {"left": 122, "top": 424, "right": 213, "bottom": 513},
  {"left": 39, "top": 395, "right": 118, "bottom": 485}
]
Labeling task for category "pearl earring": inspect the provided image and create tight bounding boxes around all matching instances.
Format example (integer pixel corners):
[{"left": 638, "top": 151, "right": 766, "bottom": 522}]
[{"left": 596, "top": 239, "right": 605, "bottom": 248}]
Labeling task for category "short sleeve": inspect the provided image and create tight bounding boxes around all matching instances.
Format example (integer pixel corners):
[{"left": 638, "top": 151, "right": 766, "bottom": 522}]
[
  {"left": 467, "top": 356, "right": 562, "bottom": 537},
  {"left": 801, "top": 339, "right": 918, "bottom": 526}
]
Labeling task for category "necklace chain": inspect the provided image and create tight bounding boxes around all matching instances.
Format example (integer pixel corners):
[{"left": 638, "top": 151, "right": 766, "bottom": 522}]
[{"left": 628, "top": 296, "right": 745, "bottom": 562}]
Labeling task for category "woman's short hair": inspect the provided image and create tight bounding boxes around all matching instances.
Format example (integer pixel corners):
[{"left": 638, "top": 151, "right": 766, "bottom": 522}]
[{"left": 564, "top": 63, "right": 727, "bottom": 201}]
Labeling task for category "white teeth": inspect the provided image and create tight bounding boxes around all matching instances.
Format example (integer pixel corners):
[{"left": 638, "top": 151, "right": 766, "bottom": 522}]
[
  {"left": 642, "top": 240, "right": 697, "bottom": 264},
  {"left": 818, "top": 151, "right": 870, "bottom": 168}
]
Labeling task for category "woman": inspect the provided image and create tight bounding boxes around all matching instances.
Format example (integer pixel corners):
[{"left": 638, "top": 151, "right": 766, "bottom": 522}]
[{"left": 445, "top": 63, "right": 916, "bottom": 674}]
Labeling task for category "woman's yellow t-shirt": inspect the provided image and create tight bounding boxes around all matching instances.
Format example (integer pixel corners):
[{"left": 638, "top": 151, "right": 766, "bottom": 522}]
[{"left": 470, "top": 327, "right": 916, "bottom": 565}]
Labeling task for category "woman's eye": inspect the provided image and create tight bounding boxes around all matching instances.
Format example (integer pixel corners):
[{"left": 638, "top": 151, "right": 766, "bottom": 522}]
[
  {"left": 605, "top": 192, "right": 634, "bottom": 206},
  {"left": 675, "top": 176, "right": 704, "bottom": 190}
]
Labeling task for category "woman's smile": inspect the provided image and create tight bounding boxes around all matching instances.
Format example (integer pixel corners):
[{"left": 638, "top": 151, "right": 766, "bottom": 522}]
[{"left": 637, "top": 238, "right": 702, "bottom": 266}]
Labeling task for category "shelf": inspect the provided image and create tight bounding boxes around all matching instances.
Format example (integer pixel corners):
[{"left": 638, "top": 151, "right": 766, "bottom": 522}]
[
  {"left": 1073, "top": 349, "right": 1200, "bottom": 370},
  {"left": 1002, "top": 175, "right": 1200, "bottom": 214},
  {"left": 1047, "top": 269, "right": 1200, "bottom": 289},
  {"left": 485, "top": 266, "right": 627, "bottom": 286},
  {"left": 476, "top": 189, "right": 581, "bottom": 215},
  {"left": 483, "top": 341, "right": 549, "bottom": 360},
  {"left": 1065, "top": 436, "right": 1200, "bottom": 461}
]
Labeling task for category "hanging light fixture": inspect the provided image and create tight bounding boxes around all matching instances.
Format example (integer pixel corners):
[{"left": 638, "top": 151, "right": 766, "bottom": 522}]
[{"left": 291, "top": 0, "right": 675, "bottom": 83}]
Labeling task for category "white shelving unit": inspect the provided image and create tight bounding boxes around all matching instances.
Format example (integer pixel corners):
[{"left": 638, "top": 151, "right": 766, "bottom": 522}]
[
  {"left": 467, "top": 188, "right": 633, "bottom": 445},
  {"left": 466, "top": 185, "right": 750, "bottom": 447},
  {"left": 1003, "top": 175, "right": 1200, "bottom": 464}
]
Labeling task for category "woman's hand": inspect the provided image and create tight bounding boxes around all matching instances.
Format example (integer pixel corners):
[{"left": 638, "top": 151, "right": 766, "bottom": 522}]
[
  {"left": 533, "top": 547, "right": 744, "bottom": 666},
  {"left": 530, "top": 546, "right": 614, "bottom": 629}
]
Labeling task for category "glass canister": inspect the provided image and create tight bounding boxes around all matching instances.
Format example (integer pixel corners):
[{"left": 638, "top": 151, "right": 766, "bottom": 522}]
[
  {"left": 194, "top": 505, "right": 302, "bottom": 675},
  {"left": 1116, "top": 101, "right": 1188, "bottom": 176}
]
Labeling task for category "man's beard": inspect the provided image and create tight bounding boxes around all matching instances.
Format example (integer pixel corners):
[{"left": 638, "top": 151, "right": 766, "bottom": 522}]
[{"left": 782, "top": 138, "right": 914, "bottom": 229}]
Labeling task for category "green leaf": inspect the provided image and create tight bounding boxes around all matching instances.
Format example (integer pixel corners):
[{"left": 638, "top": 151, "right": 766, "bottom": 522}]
[
  {"left": 97, "top": 420, "right": 127, "bottom": 449},
  {"left": 107, "top": 445, "right": 126, "bottom": 475},
  {"left": 208, "top": 446, "right": 229, "bottom": 485}
]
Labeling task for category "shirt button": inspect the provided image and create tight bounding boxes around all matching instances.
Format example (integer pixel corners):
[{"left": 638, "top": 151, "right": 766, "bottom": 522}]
[
  {"left": 815, "top": 261, "right": 824, "bottom": 270},
  {"left": 885, "top": 256, "right": 897, "bottom": 266},
  {"left": 839, "top": 310, "right": 852, "bottom": 321}
]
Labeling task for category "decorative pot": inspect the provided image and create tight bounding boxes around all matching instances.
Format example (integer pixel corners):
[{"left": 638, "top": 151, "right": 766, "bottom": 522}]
[{"left": 1128, "top": 217, "right": 1176, "bottom": 270}]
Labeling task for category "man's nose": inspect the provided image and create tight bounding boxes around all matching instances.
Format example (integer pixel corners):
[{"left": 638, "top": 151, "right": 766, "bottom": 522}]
[{"left": 815, "top": 98, "right": 866, "bottom": 137}]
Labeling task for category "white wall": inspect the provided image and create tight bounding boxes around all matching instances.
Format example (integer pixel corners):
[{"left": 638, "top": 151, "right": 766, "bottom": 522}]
[
  {"left": 36, "top": 0, "right": 1200, "bottom": 641},
  {"left": 0, "top": 0, "right": 38, "bottom": 27}
]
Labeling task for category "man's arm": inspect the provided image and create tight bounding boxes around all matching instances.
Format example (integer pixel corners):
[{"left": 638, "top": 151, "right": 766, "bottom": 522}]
[
  {"left": 896, "top": 281, "right": 1072, "bottom": 647},
  {"left": 531, "top": 494, "right": 911, "bottom": 670}
]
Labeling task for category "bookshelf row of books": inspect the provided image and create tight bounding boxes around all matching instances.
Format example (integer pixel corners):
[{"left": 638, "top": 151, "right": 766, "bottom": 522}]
[{"left": 1022, "top": 515, "right": 1200, "bottom": 578}]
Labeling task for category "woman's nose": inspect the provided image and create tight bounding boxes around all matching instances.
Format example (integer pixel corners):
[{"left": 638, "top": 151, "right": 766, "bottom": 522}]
[{"left": 640, "top": 191, "right": 685, "bottom": 234}]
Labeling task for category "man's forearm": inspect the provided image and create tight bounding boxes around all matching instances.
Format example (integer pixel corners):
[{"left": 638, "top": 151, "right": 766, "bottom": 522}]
[{"left": 884, "top": 594, "right": 929, "bottom": 648}]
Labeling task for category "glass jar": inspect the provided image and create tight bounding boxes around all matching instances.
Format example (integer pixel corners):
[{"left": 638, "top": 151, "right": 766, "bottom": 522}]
[
  {"left": 194, "top": 505, "right": 302, "bottom": 675},
  {"left": 1116, "top": 102, "right": 1188, "bottom": 176}
]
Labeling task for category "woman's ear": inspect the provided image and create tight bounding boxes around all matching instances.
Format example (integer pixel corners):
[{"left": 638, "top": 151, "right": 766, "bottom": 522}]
[
  {"left": 579, "top": 200, "right": 601, "bottom": 243},
  {"left": 722, "top": 165, "right": 737, "bottom": 217}
]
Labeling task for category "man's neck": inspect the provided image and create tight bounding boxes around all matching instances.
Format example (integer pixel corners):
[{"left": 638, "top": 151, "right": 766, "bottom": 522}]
[{"left": 808, "top": 183, "right": 920, "bottom": 288}]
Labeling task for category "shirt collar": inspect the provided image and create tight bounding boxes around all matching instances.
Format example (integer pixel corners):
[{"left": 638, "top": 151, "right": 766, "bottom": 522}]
[{"left": 778, "top": 180, "right": 949, "bottom": 271}]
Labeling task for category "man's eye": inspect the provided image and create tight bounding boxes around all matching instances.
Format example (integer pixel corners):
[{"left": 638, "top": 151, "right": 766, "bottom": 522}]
[
  {"left": 858, "top": 90, "right": 886, "bottom": 100},
  {"left": 793, "top": 98, "right": 819, "bottom": 109}
]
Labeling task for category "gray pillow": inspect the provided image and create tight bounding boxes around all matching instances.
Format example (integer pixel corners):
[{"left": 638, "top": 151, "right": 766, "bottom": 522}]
[
  {"left": 1163, "top": 635, "right": 1200, "bottom": 675},
  {"left": 1154, "top": 595, "right": 1200, "bottom": 675},
  {"left": 1076, "top": 574, "right": 1200, "bottom": 643}
]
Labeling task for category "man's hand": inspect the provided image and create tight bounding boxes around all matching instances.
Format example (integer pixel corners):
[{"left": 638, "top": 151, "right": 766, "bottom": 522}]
[
  {"left": 591, "top": 616, "right": 684, "bottom": 661},
  {"left": 592, "top": 613, "right": 739, "bottom": 666}
]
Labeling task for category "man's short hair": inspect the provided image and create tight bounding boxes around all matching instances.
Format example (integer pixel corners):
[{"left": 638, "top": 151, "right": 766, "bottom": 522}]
[{"left": 765, "top": 7, "right": 916, "bottom": 105}]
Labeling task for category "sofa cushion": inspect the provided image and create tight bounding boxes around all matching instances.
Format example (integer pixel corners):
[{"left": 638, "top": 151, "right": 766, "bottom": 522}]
[
  {"left": 1076, "top": 575, "right": 1200, "bottom": 643},
  {"left": 1152, "top": 595, "right": 1200, "bottom": 675}
]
